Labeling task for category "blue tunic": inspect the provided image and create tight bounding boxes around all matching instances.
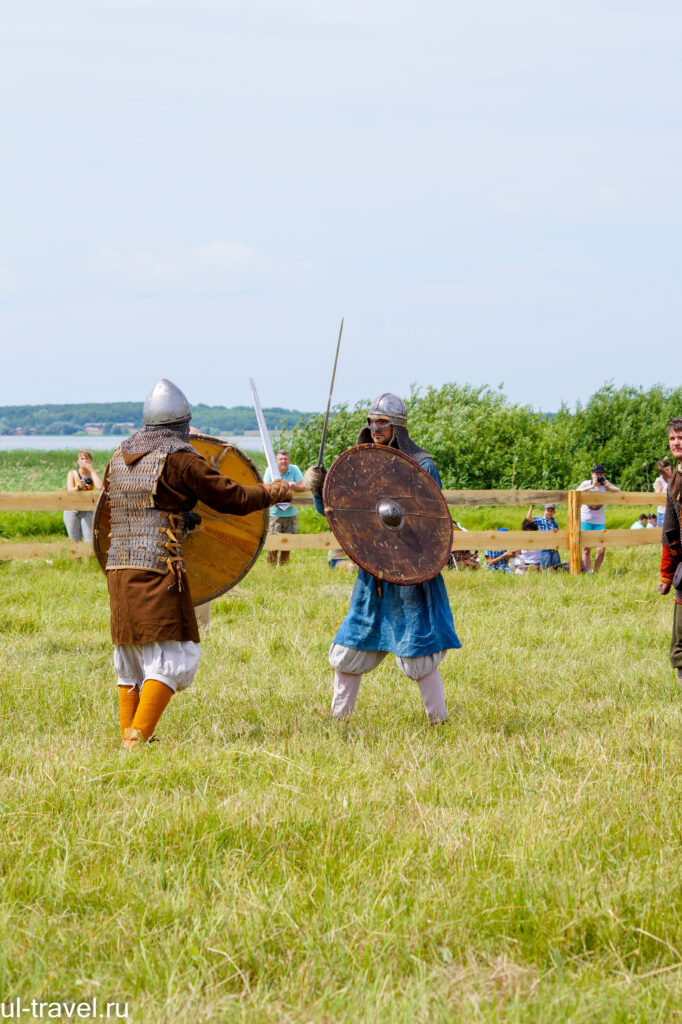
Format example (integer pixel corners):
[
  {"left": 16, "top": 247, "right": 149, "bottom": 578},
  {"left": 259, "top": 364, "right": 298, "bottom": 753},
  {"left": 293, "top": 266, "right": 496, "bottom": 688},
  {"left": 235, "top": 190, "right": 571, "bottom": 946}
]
[{"left": 315, "top": 457, "right": 461, "bottom": 657}]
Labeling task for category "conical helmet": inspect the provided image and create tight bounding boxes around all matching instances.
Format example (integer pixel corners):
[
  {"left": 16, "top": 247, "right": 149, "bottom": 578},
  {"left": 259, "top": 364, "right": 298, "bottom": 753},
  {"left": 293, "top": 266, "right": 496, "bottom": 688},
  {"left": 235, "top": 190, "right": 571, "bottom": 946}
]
[
  {"left": 367, "top": 393, "right": 407, "bottom": 428},
  {"left": 142, "top": 379, "right": 192, "bottom": 426}
]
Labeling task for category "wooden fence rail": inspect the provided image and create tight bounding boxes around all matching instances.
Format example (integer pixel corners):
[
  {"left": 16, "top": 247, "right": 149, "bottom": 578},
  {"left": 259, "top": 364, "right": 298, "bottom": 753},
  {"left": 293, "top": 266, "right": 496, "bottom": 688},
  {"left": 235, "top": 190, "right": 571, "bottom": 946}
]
[
  {"left": 0, "top": 488, "right": 663, "bottom": 512},
  {"left": 0, "top": 489, "right": 665, "bottom": 575}
]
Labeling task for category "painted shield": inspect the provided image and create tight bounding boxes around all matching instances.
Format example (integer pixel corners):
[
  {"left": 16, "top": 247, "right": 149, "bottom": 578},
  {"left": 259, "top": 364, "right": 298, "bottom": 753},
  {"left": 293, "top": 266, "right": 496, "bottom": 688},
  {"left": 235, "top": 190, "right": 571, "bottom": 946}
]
[
  {"left": 322, "top": 444, "right": 453, "bottom": 585},
  {"left": 93, "top": 433, "right": 267, "bottom": 605}
]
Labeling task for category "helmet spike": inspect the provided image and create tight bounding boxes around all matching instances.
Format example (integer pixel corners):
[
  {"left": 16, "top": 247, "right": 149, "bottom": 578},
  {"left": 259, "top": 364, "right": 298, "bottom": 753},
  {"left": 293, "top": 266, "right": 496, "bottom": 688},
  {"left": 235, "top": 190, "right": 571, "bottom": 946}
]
[{"left": 142, "top": 379, "right": 192, "bottom": 426}]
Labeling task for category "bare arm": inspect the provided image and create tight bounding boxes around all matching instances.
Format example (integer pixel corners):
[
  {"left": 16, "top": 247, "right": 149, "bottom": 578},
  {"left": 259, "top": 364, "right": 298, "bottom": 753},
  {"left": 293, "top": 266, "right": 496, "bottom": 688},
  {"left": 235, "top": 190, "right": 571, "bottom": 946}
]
[
  {"left": 486, "top": 551, "right": 512, "bottom": 566},
  {"left": 66, "top": 471, "right": 78, "bottom": 493}
]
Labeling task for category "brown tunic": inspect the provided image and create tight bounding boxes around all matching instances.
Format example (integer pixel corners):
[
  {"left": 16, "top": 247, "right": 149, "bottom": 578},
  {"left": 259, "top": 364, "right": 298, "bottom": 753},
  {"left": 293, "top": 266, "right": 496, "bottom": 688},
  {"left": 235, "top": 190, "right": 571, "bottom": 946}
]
[{"left": 105, "top": 450, "right": 272, "bottom": 645}]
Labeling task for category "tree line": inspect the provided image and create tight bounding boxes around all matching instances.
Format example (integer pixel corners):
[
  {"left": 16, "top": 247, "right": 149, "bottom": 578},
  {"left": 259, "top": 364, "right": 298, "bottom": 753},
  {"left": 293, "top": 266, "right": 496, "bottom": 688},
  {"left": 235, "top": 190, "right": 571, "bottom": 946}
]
[
  {"left": 0, "top": 402, "right": 313, "bottom": 436},
  {"left": 284, "top": 383, "right": 682, "bottom": 491}
]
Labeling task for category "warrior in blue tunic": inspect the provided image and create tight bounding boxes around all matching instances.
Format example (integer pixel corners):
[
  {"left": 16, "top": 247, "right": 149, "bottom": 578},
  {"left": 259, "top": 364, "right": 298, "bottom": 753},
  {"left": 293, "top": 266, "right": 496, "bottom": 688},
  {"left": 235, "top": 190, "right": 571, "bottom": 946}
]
[{"left": 309, "top": 393, "right": 461, "bottom": 723}]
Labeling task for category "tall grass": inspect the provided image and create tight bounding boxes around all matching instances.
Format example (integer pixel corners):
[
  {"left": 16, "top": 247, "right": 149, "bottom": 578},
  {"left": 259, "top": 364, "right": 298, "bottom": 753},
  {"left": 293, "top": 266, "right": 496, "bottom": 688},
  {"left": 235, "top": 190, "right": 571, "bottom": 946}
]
[{"left": 0, "top": 544, "right": 679, "bottom": 1021}]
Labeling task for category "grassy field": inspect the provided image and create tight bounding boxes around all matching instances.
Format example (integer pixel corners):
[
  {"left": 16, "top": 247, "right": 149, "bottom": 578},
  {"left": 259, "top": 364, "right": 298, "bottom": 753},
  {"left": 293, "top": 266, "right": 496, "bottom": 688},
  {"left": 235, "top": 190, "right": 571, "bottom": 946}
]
[{"left": 1, "top": 537, "right": 680, "bottom": 1022}]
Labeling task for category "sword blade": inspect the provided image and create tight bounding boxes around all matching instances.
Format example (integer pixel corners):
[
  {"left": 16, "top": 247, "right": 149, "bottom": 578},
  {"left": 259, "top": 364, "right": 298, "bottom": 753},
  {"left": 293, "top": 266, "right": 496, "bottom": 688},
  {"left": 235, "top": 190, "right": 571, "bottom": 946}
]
[
  {"left": 249, "top": 377, "right": 290, "bottom": 510},
  {"left": 317, "top": 317, "right": 344, "bottom": 468}
]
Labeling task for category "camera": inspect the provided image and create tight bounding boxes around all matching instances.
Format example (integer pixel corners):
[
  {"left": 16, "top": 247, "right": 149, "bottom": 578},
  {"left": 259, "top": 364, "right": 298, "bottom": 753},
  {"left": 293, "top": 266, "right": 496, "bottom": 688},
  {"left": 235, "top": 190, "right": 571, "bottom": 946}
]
[{"left": 596, "top": 474, "right": 605, "bottom": 484}]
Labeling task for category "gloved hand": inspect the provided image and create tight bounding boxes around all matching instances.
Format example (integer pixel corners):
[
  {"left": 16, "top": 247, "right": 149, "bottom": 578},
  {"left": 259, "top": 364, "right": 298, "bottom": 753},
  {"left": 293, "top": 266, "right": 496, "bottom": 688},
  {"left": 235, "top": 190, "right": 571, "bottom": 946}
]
[
  {"left": 267, "top": 479, "right": 292, "bottom": 504},
  {"left": 301, "top": 465, "right": 327, "bottom": 491}
]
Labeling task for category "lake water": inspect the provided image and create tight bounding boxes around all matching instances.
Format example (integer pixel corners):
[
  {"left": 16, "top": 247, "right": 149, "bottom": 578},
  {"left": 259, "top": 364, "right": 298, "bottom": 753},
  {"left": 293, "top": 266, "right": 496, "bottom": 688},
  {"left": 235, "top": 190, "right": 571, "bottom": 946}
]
[{"left": 0, "top": 434, "right": 266, "bottom": 452}]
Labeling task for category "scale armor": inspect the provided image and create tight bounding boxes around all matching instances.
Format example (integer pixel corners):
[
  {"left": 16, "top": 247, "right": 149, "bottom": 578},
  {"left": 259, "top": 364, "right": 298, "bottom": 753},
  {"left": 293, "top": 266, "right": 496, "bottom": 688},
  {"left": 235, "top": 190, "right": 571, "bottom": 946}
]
[{"left": 106, "top": 449, "right": 185, "bottom": 576}]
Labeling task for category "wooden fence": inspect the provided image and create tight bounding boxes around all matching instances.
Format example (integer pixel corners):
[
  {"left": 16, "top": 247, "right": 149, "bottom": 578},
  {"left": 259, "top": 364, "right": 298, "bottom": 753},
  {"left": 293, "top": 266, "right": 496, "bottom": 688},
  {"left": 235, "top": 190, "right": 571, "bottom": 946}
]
[{"left": 0, "top": 489, "right": 664, "bottom": 575}]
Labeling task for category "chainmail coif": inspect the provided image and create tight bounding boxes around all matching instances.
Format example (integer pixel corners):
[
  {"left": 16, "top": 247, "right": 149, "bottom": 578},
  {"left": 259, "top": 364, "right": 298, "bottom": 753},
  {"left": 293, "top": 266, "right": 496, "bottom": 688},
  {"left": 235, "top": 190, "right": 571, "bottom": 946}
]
[{"left": 120, "top": 422, "right": 195, "bottom": 456}]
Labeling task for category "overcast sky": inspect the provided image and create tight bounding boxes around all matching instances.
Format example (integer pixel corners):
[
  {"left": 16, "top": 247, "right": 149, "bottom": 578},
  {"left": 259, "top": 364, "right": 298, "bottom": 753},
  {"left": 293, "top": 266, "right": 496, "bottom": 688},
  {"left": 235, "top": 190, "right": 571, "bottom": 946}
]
[{"left": 1, "top": 0, "right": 680, "bottom": 413}]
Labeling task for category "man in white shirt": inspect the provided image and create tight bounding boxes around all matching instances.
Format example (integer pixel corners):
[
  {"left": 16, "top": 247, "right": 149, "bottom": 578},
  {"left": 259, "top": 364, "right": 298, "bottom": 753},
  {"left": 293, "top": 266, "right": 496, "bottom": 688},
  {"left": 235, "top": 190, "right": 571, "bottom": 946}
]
[{"left": 576, "top": 463, "right": 620, "bottom": 573}]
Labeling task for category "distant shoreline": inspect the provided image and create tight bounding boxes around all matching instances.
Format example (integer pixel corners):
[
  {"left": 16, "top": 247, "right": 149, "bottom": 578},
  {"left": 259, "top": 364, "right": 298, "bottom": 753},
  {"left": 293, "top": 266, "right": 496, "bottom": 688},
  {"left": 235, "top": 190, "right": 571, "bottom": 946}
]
[{"left": 0, "top": 434, "right": 268, "bottom": 452}]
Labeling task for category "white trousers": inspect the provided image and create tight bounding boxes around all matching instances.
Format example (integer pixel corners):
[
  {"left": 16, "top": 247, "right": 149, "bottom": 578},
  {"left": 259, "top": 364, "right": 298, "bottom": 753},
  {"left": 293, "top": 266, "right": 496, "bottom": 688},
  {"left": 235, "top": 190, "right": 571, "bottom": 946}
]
[
  {"left": 114, "top": 640, "right": 201, "bottom": 693},
  {"left": 329, "top": 644, "right": 448, "bottom": 723}
]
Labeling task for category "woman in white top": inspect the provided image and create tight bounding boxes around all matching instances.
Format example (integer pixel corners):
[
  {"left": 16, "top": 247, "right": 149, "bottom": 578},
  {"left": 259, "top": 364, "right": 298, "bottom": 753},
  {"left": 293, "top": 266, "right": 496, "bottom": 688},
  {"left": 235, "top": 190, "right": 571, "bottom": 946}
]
[
  {"left": 654, "top": 458, "right": 673, "bottom": 527},
  {"left": 64, "top": 449, "right": 102, "bottom": 541}
]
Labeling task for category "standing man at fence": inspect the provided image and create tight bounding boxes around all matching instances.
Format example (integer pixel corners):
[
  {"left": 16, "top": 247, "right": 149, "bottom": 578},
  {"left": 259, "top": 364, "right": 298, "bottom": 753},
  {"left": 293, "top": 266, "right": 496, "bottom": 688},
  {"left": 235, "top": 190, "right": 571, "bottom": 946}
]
[
  {"left": 527, "top": 502, "right": 561, "bottom": 569},
  {"left": 263, "top": 449, "right": 306, "bottom": 566},
  {"left": 576, "top": 464, "right": 620, "bottom": 573},
  {"left": 657, "top": 418, "right": 682, "bottom": 685}
]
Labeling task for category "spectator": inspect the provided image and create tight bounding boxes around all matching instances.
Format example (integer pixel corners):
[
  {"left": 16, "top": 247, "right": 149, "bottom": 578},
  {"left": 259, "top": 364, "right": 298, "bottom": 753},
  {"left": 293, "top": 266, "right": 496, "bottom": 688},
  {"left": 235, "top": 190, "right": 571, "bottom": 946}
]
[
  {"left": 64, "top": 449, "right": 102, "bottom": 541},
  {"left": 518, "top": 518, "right": 541, "bottom": 572},
  {"left": 484, "top": 527, "right": 516, "bottom": 573},
  {"left": 576, "top": 464, "right": 620, "bottom": 573},
  {"left": 631, "top": 514, "right": 648, "bottom": 530},
  {"left": 527, "top": 501, "right": 561, "bottom": 569},
  {"left": 263, "top": 449, "right": 306, "bottom": 566},
  {"left": 654, "top": 458, "right": 673, "bottom": 527},
  {"left": 647, "top": 513, "right": 658, "bottom": 528},
  {"left": 657, "top": 417, "right": 682, "bottom": 687}
]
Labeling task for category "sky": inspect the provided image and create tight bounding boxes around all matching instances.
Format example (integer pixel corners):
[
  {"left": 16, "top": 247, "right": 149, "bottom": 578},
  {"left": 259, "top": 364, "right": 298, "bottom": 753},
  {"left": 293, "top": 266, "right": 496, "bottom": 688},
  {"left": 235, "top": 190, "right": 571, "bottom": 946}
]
[{"left": 1, "top": 0, "right": 681, "bottom": 414}]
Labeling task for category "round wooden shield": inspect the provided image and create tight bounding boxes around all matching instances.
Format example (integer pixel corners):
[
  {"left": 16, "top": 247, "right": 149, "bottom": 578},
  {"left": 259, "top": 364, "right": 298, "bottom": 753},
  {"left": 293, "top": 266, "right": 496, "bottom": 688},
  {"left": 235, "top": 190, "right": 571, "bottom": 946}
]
[
  {"left": 93, "top": 433, "right": 267, "bottom": 605},
  {"left": 322, "top": 444, "right": 453, "bottom": 585}
]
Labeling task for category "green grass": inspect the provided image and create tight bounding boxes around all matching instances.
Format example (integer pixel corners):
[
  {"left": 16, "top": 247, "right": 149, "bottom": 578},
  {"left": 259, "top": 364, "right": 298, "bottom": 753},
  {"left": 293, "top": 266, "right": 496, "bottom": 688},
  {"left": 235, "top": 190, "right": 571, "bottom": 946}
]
[{"left": 0, "top": 544, "right": 680, "bottom": 1021}]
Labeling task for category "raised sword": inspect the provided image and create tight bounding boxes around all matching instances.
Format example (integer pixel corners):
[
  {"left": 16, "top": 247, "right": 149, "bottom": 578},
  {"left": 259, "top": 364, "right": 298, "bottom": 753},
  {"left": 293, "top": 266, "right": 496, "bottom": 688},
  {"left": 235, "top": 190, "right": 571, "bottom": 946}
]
[
  {"left": 249, "top": 377, "right": 290, "bottom": 510},
  {"left": 317, "top": 317, "right": 344, "bottom": 469}
]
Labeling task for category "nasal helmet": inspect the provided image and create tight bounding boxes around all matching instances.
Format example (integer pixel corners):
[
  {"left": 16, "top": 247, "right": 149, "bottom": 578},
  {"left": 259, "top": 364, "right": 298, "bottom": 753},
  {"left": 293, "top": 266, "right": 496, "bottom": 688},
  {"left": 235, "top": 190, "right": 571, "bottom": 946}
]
[
  {"left": 142, "top": 379, "right": 192, "bottom": 426},
  {"left": 367, "top": 393, "right": 407, "bottom": 428}
]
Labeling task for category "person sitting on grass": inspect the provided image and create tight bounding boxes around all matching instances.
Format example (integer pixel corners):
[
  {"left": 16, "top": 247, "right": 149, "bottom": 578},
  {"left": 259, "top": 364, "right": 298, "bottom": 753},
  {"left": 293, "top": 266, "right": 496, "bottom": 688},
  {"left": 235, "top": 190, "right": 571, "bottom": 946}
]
[
  {"left": 484, "top": 527, "right": 516, "bottom": 573},
  {"left": 518, "top": 518, "right": 541, "bottom": 572}
]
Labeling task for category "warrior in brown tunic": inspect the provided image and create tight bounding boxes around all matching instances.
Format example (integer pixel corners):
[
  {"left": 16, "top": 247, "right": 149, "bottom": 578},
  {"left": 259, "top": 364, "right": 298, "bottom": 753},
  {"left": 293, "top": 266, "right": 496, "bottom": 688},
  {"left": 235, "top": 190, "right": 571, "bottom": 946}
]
[{"left": 103, "top": 379, "right": 291, "bottom": 749}]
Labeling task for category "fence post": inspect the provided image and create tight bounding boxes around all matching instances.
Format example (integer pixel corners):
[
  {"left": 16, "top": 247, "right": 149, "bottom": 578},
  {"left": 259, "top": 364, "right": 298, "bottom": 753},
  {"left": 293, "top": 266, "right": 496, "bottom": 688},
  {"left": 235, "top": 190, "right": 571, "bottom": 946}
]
[{"left": 567, "top": 490, "right": 582, "bottom": 575}]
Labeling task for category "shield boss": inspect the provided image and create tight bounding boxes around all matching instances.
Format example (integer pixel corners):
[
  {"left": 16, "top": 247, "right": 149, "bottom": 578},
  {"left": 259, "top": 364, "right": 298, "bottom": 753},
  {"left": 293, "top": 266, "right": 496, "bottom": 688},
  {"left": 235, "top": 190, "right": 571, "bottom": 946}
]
[
  {"left": 322, "top": 444, "right": 453, "bottom": 585},
  {"left": 93, "top": 433, "right": 268, "bottom": 606}
]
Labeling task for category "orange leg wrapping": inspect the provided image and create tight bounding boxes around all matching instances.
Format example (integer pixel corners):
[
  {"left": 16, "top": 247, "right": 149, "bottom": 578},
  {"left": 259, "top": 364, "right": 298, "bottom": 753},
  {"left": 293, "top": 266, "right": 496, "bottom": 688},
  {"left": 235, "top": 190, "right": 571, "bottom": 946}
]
[
  {"left": 118, "top": 686, "right": 140, "bottom": 739},
  {"left": 130, "top": 679, "right": 174, "bottom": 741}
]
